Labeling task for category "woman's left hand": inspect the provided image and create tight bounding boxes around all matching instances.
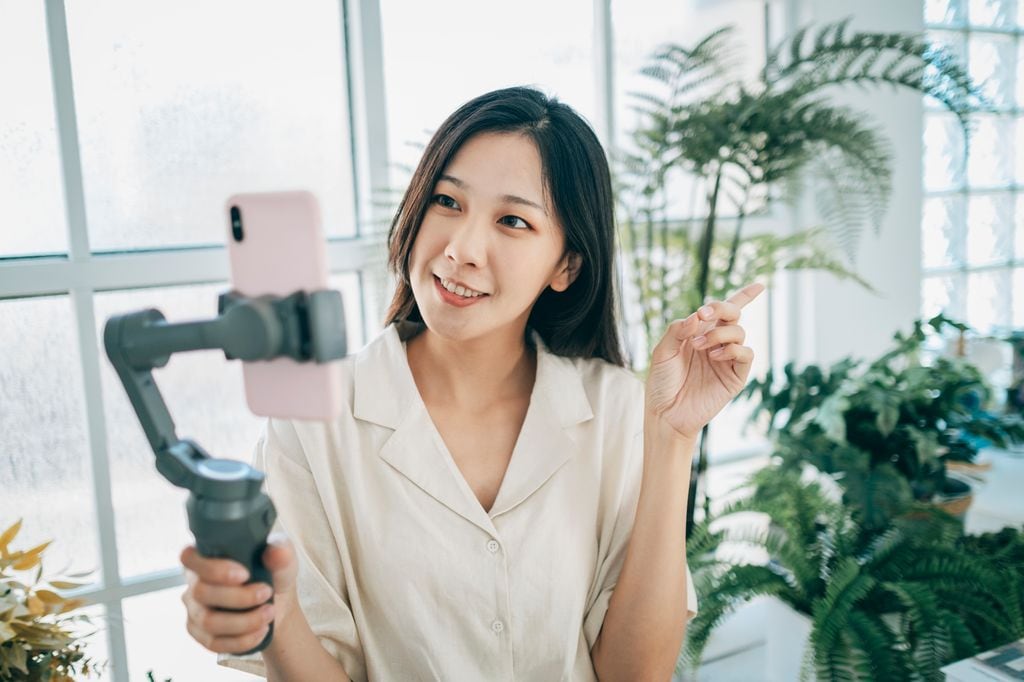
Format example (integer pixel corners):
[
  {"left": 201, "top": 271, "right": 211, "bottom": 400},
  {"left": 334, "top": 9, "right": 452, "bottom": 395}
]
[{"left": 645, "top": 283, "right": 766, "bottom": 441}]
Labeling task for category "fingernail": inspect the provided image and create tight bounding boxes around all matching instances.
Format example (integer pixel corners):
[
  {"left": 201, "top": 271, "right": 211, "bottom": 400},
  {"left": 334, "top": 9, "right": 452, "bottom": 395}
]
[
  {"left": 710, "top": 347, "right": 724, "bottom": 356},
  {"left": 257, "top": 585, "right": 273, "bottom": 601},
  {"left": 692, "top": 335, "right": 707, "bottom": 348},
  {"left": 699, "top": 305, "right": 714, "bottom": 319},
  {"left": 231, "top": 568, "right": 249, "bottom": 582}
]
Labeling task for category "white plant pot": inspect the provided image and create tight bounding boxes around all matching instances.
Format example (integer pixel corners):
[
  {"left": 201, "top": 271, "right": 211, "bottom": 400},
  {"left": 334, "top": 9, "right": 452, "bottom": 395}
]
[{"left": 675, "top": 595, "right": 812, "bottom": 682}]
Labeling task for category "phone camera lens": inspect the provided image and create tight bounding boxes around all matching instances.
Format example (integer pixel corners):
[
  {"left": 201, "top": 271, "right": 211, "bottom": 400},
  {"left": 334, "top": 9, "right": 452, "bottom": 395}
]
[{"left": 230, "top": 206, "right": 244, "bottom": 242}]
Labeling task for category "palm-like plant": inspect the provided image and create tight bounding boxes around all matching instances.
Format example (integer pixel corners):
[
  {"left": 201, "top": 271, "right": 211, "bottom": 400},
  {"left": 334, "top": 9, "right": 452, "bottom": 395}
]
[
  {"left": 681, "top": 467, "right": 1024, "bottom": 681},
  {"left": 616, "top": 19, "right": 985, "bottom": 535}
]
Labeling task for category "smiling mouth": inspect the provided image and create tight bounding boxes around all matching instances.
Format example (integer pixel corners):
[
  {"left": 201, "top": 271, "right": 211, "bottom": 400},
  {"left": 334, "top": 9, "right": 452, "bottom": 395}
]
[{"left": 434, "top": 275, "right": 488, "bottom": 298}]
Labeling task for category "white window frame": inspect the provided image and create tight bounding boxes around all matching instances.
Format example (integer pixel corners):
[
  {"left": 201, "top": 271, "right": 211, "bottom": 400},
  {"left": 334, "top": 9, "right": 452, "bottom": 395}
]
[{"left": 0, "top": 1, "right": 772, "bottom": 678}]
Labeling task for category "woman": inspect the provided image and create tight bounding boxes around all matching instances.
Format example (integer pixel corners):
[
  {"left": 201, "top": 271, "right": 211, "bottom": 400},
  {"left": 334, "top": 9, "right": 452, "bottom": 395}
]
[{"left": 181, "top": 86, "right": 764, "bottom": 681}]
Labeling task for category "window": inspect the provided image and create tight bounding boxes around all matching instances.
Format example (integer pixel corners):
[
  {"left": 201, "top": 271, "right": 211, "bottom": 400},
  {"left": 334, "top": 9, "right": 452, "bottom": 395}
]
[
  {"left": 922, "top": 0, "right": 1024, "bottom": 333},
  {"left": 1, "top": 2, "right": 370, "bottom": 679},
  {"left": 2, "top": 1, "right": 771, "bottom": 679}
]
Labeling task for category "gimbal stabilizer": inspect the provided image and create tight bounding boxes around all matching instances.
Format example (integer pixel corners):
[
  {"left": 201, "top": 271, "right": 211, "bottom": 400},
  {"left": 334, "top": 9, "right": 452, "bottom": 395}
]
[{"left": 103, "top": 288, "right": 346, "bottom": 655}]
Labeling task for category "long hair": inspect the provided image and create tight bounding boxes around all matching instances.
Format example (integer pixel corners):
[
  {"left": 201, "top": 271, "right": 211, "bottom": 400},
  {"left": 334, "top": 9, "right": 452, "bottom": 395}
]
[{"left": 384, "top": 86, "right": 624, "bottom": 367}]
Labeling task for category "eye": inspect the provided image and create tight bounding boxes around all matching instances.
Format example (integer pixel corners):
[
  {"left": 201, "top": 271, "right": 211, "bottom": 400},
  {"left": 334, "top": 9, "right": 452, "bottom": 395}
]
[
  {"left": 431, "top": 194, "right": 460, "bottom": 210},
  {"left": 498, "top": 215, "right": 531, "bottom": 230}
]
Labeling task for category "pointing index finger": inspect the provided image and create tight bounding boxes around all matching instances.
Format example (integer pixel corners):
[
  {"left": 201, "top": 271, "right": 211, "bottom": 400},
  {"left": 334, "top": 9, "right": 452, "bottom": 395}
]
[{"left": 726, "top": 283, "right": 766, "bottom": 310}]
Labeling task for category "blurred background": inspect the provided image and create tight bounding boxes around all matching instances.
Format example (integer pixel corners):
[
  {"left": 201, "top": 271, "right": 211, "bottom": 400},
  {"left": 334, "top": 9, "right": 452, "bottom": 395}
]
[{"left": 2, "top": 0, "right": 1023, "bottom": 680}]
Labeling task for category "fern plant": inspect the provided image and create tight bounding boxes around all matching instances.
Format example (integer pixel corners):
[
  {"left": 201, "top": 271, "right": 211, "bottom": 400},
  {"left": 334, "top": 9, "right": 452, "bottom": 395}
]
[
  {"left": 680, "top": 466, "right": 1024, "bottom": 681},
  {"left": 742, "top": 314, "right": 1024, "bottom": 532},
  {"left": 617, "top": 19, "right": 985, "bottom": 537}
]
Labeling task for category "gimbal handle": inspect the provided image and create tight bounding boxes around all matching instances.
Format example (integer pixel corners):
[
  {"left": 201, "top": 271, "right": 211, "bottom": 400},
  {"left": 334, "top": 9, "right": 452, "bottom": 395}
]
[{"left": 103, "top": 289, "right": 345, "bottom": 655}]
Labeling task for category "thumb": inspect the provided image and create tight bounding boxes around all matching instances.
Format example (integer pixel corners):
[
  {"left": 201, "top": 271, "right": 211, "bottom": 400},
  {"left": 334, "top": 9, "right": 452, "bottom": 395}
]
[{"left": 262, "top": 533, "right": 299, "bottom": 596}]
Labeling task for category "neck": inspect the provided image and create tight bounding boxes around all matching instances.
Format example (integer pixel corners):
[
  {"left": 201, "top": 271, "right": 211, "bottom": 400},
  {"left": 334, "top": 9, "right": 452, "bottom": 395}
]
[{"left": 406, "top": 326, "right": 536, "bottom": 409}]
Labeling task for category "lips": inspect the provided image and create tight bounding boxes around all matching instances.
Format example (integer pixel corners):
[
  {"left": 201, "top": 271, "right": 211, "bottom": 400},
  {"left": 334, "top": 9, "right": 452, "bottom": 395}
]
[
  {"left": 435, "top": 274, "right": 487, "bottom": 297},
  {"left": 432, "top": 275, "right": 488, "bottom": 307}
]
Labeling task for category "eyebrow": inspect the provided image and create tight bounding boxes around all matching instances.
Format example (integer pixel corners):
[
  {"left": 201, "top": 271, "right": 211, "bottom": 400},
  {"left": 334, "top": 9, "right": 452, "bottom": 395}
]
[{"left": 439, "top": 174, "right": 548, "bottom": 216}]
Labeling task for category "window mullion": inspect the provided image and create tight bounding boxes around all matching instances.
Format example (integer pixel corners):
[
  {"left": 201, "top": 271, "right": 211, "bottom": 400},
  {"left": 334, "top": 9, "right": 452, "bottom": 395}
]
[
  {"left": 342, "top": 0, "right": 392, "bottom": 337},
  {"left": 44, "top": 0, "right": 131, "bottom": 679}
]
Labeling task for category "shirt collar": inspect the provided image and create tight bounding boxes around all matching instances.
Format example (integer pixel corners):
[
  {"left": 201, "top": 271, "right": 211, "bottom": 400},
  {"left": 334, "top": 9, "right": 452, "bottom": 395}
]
[{"left": 352, "top": 322, "right": 595, "bottom": 530}]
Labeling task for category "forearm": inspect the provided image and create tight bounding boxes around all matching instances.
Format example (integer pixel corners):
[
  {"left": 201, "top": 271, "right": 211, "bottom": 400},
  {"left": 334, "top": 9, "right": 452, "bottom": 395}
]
[
  {"left": 261, "top": 602, "right": 351, "bottom": 682},
  {"left": 591, "top": 418, "right": 694, "bottom": 681}
]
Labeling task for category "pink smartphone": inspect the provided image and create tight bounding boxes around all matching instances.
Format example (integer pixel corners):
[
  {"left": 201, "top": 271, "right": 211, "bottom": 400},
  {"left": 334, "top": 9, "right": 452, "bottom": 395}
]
[{"left": 224, "top": 190, "right": 343, "bottom": 420}]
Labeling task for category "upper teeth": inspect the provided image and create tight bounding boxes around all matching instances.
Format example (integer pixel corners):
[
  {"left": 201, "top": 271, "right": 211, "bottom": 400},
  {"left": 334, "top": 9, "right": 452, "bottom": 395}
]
[{"left": 440, "top": 277, "right": 484, "bottom": 298}]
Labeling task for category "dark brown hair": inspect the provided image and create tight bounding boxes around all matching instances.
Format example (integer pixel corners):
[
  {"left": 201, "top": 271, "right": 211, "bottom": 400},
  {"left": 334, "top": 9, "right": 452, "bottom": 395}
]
[{"left": 384, "top": 86, "right": 624, "bottom": 367}]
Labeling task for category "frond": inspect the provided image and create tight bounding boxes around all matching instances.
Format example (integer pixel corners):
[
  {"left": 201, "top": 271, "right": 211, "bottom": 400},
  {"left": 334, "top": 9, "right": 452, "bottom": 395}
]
[{"left": 764, "top": 18, "right": 985, "bottom": 122}]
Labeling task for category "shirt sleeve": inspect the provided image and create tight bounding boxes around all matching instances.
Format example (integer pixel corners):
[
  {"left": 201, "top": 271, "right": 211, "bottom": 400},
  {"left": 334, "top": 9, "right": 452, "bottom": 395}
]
[
  {"left": 217, "top": 417, "right": 365, "bottom": 680},
  {"left": 582, "top": 431, "right": 699, "bottom": 652}
]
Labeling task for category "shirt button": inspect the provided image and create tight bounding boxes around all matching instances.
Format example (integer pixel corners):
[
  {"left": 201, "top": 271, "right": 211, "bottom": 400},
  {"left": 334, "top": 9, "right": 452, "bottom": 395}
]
[
  {"left": 486, "top": 540, "right": 500, "bottom": 554},
  {"left": 491, "top": 620, "right": 504, "bottom": 633}
]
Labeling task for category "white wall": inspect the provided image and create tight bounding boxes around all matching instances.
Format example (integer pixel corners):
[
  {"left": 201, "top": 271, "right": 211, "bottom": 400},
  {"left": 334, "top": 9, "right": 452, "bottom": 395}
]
[{"left": 779, "top": 0, "right": 925, "bottom": 366}]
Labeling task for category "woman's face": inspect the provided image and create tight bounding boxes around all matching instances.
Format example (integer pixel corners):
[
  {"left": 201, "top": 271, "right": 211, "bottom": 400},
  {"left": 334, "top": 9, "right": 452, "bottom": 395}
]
[{"left": 408, "top": 132, "right": 577, "bottom": 344}]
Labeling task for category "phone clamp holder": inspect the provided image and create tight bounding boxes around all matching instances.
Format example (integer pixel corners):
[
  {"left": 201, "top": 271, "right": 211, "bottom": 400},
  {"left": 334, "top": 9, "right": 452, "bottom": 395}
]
[{"left": 103, "top": 288, "right": 346, "bottom": 655}]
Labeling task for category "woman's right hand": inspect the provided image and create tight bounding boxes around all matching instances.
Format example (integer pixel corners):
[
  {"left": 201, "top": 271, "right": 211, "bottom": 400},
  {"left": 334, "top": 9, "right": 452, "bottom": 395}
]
[{"left": 180, "top": 536, "right": 299, "bottom": 654}]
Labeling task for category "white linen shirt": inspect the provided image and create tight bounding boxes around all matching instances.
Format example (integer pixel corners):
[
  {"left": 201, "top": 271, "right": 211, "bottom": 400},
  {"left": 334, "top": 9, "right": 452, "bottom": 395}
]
[{"left": 219, "top": 321, "right": 697, "bottom": 680}]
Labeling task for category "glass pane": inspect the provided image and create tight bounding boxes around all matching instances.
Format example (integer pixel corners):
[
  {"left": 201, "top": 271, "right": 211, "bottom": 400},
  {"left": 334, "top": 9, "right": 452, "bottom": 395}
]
[
  {"left": 380, "top": 0, "right": 595, "bottom": 187},
  {"left": 67, "top": 0, "right": 356, "bottom": 251},
  {"left": 928, "top": 30, "right": 968, "bottom": 71},
  {"left": 924, "top": 112, "right": 966, "bottom": 191},
  {"left": 1014, "top": 267, "right": 1024, "bottom": 327},
  {"left": 0, "top": 296, "right": 100, "bottom": 580},
  {"left": 95, "top": 283, "right": 265, "bottom": 578},
  {"left": 1017, "top": 41, "right": 1024, "bottom": 109},
  {"left": 73, "top": 603, "right": 112, "bottom": 681},
  {"left": 1016, "top": 194, "right": 1024, "bottom": 260},
  {"left": 966, "top": 268, "right": 1011, "bottom": 332},
  {"left": 927, "top": 0, "right": 967, "bottom": 24},
  {"left": 967, "top": 193, "right": 1014, "bottom": 265},
  {"left": 969, "top": 0, "right": 1018, "bottom": 26},
  {"left": 123, "top": 586, "right": 260, "bottom": 680},
  {"left": 969, "top": 32, "right": 1016, "bottom": 110},
  {"left": 922, "top": 195, "right": 966, "bottom": 268},
  {"left": 967, "top": 115, "right": 1014, "bottom": 187},
  {"left": 923, "top": 273, "right": 967, "bottom": 320},
  {"left": 0, "top": 0, "right": 68, "bottom": 257},
  {"left": 1016, "top": 116, "right": 1024, "bottom": 184}
]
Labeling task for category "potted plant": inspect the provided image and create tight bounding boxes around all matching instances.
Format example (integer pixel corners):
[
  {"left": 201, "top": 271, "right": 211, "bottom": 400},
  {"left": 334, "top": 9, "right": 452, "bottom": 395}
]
[
  {"left": 616, "top": 20, "right": 985, "bottom": 534},
  {"left": 0, "top": 519, "right": 104, "bottom": 681},
  {"left": 680, "top": 465, "right": 1024, "bottom": 681},
  {"left": 742, "top": 314, "right": 1024, "bottom": 532}
]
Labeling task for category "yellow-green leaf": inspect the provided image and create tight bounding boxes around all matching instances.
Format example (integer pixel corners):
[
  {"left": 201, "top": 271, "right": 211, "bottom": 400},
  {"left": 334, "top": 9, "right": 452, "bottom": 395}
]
[
  {"left": 26, "top": 595, "right": 44, "bottom": 617},
  {"left": 11, "top": 541, "right": 51, "bottom": 571},
  {"left": 0, "top": 519, "right": 22, "bottom": 554},
  {"left": 48, "top": 580, "right": 88, "bottom": 590},
  {"left": 58, "top": 598, "right": 86, "bottom": 614},
  {"left": 34, "top": 589, "right": 63, "bottom": 604}
]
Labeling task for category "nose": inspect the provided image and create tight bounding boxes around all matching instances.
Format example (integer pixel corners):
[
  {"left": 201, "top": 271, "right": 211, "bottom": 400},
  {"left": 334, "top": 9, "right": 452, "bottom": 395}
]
[{"left": 443, "top": 215, "right": 489, "bottom": 268}]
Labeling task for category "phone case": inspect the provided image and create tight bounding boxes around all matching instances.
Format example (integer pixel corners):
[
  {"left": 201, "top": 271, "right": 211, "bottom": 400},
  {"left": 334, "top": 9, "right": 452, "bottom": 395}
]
[{"left": 224, "top": 190, "right": 343, "bottom": 420}]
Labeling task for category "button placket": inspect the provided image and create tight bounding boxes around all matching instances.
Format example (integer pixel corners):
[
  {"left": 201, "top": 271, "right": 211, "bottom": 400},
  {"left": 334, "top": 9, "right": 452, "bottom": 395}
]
[{"left": 491, "top": 620, "right": 504, "bottom": 633}]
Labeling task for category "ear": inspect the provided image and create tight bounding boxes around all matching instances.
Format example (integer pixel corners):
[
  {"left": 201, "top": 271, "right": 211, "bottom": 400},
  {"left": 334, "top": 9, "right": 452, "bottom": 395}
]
[{"left": 550, "top": 251, "right": 582, "bottom": 293}]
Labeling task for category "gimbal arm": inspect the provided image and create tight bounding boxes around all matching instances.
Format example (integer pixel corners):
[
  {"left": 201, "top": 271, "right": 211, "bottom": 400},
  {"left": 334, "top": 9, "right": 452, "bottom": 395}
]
[{"left": 103, "top": 289, "right": 346, "bottom": 655}]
